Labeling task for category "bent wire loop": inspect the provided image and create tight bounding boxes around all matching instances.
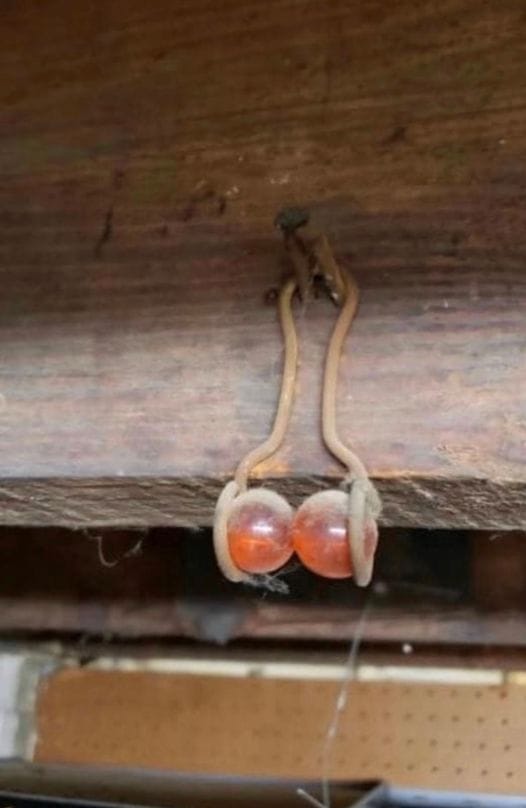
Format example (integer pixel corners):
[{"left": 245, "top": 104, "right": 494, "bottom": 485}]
[{"left": 213, "top": 221, "right": 381, "bottom": 587}]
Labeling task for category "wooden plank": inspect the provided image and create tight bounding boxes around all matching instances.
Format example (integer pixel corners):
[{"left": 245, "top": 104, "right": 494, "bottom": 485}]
[
  {"left": 241, "top": 604, "right": 526, "bottom": 647},
  {"left": 0, "top": 1, "right": 525, "bottom": 528},
  {"left": 6, "top": 597, "right": 526, "bottom": 648},
  {"left": 0, "top": 476, "right": 524, "bottom": 529}
]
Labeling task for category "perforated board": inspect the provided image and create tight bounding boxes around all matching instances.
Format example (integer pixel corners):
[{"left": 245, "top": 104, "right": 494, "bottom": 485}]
[{"left": 36, "top": 667, "right": 526, "bottom": 795}]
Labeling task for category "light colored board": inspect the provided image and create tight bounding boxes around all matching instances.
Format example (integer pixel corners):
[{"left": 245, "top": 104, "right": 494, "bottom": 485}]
[{"left": 36, "top": 665, "right": 526, "bottom": 795}]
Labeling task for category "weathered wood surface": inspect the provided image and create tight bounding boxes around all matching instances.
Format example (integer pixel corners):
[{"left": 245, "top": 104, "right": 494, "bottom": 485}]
[
  {"left": 4, "top": 597, "right": 526, "bottom": 648},
  {"left": 0, "top": 1, "right": 525, "bottom": 528},
  {"left": 0, "top": 476, "right": 524, "bottom": 529}
]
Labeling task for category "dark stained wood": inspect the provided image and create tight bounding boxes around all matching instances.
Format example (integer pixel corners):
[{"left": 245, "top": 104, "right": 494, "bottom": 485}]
[
  {"left": 0, "top": 1, "right": 525, "bottom": 528},
  {"left": 4, "top": 597, "right": 526, "bottom": 648},
  {"left": 242, "top": 604, "right": 526, "bottom": 647},
  {"left": 0, "top": 525, "right": 522, "bottom": 646},
  {"left": 471, "top": 531, "right": 526, "bottom": 610}
]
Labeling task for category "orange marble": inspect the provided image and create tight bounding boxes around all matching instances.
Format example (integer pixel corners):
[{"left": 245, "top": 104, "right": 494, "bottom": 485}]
[
  {"left": 227, "top": 488, "right": 294, "bottom": 574},
  {"left": 291, "top": 489, "right": 378, "bottom": 579}
]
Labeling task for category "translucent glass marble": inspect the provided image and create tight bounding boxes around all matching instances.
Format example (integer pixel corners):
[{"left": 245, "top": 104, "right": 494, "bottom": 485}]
[
  {"left": 291, "top": 489, "right": 378, "bottom": 579},
  {"left": 227, "top": 488, "right": 294, "bottom": 574}
]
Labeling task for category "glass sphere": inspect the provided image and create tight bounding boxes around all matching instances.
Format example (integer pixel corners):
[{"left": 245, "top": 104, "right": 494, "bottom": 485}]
[
  {"left": 227, "top": 488, "right": 294, "bottom": 574},
  {"left": 291, "top": 489, "right": 378, "bottom": 579}
]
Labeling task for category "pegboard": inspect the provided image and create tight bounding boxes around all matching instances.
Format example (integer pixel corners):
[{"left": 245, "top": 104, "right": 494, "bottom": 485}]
[{"left": 35, "top": 666, "right": 525, "bottom": 795}]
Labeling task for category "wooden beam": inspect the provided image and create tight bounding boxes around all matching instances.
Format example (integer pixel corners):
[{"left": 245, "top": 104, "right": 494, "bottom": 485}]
[
  {"left": 4, "top": 597, "right": 526, "bottom": 649},
  {"left": 0, "top": 474, "right": 524, "bottom": 529},
  {"left": 0, "top": 2, "right": 525, "bottom": 528}
]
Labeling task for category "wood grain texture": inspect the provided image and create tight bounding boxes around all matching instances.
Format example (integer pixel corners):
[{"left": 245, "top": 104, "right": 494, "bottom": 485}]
[
  {"left": 6, "top": 598, "right": 526, "bottom": 647},
  {"left": 0, "top": 1, "right": 525, "bottom": 527},
  {"left": 0, "top": 475, "right": 524, "bottom": 529}
]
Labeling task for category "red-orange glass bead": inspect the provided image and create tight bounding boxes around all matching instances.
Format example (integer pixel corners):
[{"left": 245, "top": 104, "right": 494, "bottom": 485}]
[
  {"left": 227, "top": 488, "right": 294, "bottom": 574},
  {"left": 291, "top": 489, "right": 378, "bottom": 579}
]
